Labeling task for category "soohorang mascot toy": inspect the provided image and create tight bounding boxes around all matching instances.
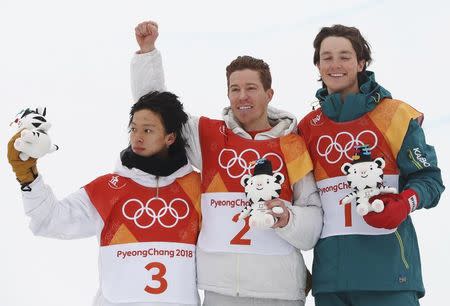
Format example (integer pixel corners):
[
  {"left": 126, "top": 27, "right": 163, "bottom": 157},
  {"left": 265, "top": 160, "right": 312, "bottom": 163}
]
[
  {"left": 340, "top": 144, "right": 397, "bottom": 216},
  {"left": 10, "top": 107, "right": 59, "bottom": 161},
  {"left": 238, "top": 158, "right": 285, "bottom": 230}
]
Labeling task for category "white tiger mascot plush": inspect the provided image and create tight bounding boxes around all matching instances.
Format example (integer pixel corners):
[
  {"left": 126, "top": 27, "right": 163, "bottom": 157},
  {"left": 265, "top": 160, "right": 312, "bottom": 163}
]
[
  {"left": 238, "top": 158, "right": 285, "bottom": 229},
  {"left": 340, "top": 145, "right": 397, "bottom": 216},
  {"left": 10, "top": 107, "right": 59, "bottom": 161}
]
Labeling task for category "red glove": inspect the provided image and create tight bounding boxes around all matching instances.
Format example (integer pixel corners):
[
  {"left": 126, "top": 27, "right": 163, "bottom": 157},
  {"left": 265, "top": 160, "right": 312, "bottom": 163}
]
[{"left": 363, "top": 189, "right": 419, "bottom": 229}]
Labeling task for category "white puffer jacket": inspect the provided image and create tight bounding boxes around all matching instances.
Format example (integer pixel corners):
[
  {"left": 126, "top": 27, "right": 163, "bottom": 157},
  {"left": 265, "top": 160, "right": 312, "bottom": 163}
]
[{"left": 21, "top": 161, "right": 199, "bottom": 306}]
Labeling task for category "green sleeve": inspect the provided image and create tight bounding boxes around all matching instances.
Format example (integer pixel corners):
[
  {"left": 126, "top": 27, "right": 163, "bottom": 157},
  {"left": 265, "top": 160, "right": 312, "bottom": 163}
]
[{"left": 396, "top": 119, "right": 445, "bottom": 209}]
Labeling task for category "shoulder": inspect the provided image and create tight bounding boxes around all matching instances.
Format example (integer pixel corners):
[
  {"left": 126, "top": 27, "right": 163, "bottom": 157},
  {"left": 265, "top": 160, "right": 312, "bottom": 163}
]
[
  {"left": 374, "top": 98, "right": 423, "bottom": 122},
  {"left": 298, "top": 108, "right": 324, "bottom": 134},
  {"left": 84, "top": 173, "right": 129, "bottom": 193},
  {"left": 199, "top": 116, "right": 224, "bottom": 126}
]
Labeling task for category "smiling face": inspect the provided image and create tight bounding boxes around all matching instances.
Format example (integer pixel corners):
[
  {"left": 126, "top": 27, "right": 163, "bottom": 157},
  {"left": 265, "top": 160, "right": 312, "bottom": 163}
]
[
  {"left": 241, "top": 173, "right": 284, "bottom": 203},
  {"left": 227, "top": 69, "right": 273, "bottom": 131},
  {"left": 317, "top": 36, "right": 366, "bottom": 97},
  {"left": 129, "top": 109, "right": 175, "bottom": 157},
  {"left": 341, "top": 160, "right": 384, "bottom": 191}
]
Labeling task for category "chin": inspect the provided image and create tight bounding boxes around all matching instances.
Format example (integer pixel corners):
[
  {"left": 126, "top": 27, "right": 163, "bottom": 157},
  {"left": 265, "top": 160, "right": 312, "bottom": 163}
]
[
  {"left": 326, "top": 85, "right": 346, "bottom": 94},
  {"left": 235, "top": 114, "right": 255, "bottom": 126},
  {"left": 132, "top": 150, "right": 151, "bottom": 157}
]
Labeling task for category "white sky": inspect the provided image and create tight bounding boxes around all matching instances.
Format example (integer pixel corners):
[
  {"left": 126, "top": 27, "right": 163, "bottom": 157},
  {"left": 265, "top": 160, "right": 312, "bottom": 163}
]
[{"left": 1, "top": 0, "right": 449, "bottom": 305}]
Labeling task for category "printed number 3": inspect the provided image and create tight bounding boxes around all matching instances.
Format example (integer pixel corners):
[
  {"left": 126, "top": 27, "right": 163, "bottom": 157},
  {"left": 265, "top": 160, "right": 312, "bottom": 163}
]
[
  {"left": 144, "top": 262, "right": 168, "bottom": 294},
  {"left": 230, "top": 213, "right": 251, "bottom": 245}
]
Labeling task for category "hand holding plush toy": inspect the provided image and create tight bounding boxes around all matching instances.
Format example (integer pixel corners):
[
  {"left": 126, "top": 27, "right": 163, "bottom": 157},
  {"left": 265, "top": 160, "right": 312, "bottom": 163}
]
[
  {"left": 364, "top": 189, "right": 419, "bottom": 229},
  {"left": 340, "top": 145, "right": 397, "bottom": 216},
  {"left": 10, "top": 107, "right": 59, "bottom": 161},
  {"left": 238, "top": 158, "right": 286, "bottom": 229},
  {"left": 8, "top": 107, "right": 59, "bottom": 190}
]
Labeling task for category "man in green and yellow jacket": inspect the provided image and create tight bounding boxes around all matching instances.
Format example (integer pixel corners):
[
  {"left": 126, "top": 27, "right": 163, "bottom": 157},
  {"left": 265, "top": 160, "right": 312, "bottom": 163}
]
[{"left": 298, "top": 25, "right": 444, "bottom": 306}]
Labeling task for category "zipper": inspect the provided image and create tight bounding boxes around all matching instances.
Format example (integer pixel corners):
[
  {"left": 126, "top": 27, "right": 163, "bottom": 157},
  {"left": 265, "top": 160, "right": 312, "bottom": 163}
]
[
  {"left": 395, "top": 230, "right": 409, "bottom": 269},
  {"left": 156, "top": 176, "right": 160, "bottom": 198}
]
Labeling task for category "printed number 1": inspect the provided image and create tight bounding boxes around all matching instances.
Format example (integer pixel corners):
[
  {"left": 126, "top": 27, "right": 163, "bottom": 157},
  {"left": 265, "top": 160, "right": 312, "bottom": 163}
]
[
  {"left": 144, "top": 262, "right": 168, "bottom": 294},
  {"left": 344, "top": 203, "right": 352, "bottom": 227},
  {"left": 230, "top": 213, "right": 251, "bottom": 245}
]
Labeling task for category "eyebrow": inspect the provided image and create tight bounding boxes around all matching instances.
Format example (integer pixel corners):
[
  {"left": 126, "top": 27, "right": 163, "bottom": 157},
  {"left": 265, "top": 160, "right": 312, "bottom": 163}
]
[
  {"left": 229, "top": 82, "right": 258, "bottom": 88},
  {"left": 130, "top": 122, "right": 156, "bottom": 127},
  {"left": 321, "top": 50, "right": 353, "bottom": 56}
]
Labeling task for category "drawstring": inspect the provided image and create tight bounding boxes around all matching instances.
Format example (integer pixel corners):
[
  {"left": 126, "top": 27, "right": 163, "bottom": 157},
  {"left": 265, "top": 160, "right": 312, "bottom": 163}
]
[{"left": 371, "top": 92, "right": 381, "bottom": 104}]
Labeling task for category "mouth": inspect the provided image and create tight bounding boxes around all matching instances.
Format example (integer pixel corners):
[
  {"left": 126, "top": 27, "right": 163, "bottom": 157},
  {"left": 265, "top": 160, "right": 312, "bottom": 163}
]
[
  {"left": 256, "top": 187, "right": 263, "bottom": 190},
  {"left": 132, "top": 147, "right": 145, "bottom": 153},
  {"left": 237, "top": 105, "right": 253, "bottom": 110},
  {"left": 361, "top": 174, "right": 368, "bottom": 178},
  {"left": 328, "top": 73, "right": 345, "bottom": 78}
]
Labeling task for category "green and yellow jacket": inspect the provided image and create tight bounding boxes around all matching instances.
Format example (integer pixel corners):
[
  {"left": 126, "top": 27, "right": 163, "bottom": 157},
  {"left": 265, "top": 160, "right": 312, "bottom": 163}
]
[{"left": 298, "top": 71, "right": 445, "bottom": 297}]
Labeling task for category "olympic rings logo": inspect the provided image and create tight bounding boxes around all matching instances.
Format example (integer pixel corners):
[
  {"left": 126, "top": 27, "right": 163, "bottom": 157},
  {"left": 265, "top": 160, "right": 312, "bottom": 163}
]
[
  {"left": 316, "top": 130, "right": 378, "bottom": 164},
  {"left": 122, "top": 197, "right": 189, "bottom": 229},
  {"left": 218, "top": 148, "right": 284, "bottom": 179}
]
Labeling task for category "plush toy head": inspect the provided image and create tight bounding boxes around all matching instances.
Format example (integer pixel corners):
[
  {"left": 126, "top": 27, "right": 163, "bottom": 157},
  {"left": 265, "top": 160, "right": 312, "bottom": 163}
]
[
  {"left": 10, "top": 107, "right": 51, "bottom": 132},
  {"left": 10, "top": 107, "right": 58, "bottom": 161},
  {"left": 341, "top": 145, "right": 385, "bottom": 191},
  {"left": 240, "top": 158, "right": 285, "bottom": 203}
]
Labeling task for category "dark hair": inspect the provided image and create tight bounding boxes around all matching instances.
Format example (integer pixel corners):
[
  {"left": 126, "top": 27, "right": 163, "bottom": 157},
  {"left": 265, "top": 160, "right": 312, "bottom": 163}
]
[
  {"left": 130, "top": 91, "right": 188, "bottom": 156},
  {"left": 313, "top": 25, "right": 372, "bottom": 82},
  {"left": 226, "top": 55, "right": 272, "bottom": 90}
]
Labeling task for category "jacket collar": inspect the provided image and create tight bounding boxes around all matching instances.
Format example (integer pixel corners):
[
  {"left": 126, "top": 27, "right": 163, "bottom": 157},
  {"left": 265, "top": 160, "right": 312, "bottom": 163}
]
[
  {"left": 315, "top": 71, "right": 392, "bottom": 122},
  {"left": 114, "top": 159, "right": 194, "bottom": 188},
  {"left": 221, "top": 105, "right": 297, "bottom": 139}
]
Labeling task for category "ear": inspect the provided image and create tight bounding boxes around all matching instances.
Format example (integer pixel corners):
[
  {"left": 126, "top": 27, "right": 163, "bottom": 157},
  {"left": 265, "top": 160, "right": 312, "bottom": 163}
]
[
  {"left": 266, "top": 88, "right": 274, "bottom": 104},
  {"left": 240, "top": 174, "right": 251, "bottom": 188},
  {"left": 316, "top": 62, "right": 321, "bottom": 71},
  {"left": 36, "top": 106, "right": 46, "bottom": 116},
  {"left": 165, "top": 132, "right": 176, "bottom": 148},
  {"left": 273, "top": 172, "right": 285, "bottom": 185},
  {"left": 374, "top": 157, "right": 385, "bottom": 169},
  {"left": 341, "top": 162, "right": 352, "bottom": 175},
  {"left": 357, "top": 60, "right": 365, "bottom": 72}
]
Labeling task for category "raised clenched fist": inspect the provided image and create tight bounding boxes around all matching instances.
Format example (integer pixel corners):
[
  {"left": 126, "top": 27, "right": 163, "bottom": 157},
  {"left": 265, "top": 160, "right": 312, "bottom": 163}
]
[{"left": 135, "top": 20, "right": 159, "bottom": 54}]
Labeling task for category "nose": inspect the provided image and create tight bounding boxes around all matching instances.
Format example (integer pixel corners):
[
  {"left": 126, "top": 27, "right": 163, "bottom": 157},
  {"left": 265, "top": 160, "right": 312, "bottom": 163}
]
[
  {"left": 239, "top": 89, "right": 248, "bottom": 100},
  {"left": 131, "top": 133, "right": 144, "bottom": 144},
  {"left": 330, "top": 59, "right": 342, "bottom": 69}
]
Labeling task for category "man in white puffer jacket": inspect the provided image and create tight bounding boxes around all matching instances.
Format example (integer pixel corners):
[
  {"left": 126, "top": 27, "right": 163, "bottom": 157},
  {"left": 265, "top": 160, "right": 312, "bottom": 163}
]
[
  {"left": 131, "top": 21, "right": 323, "bottom": 306},
  {"left": 8, "top": 92, "right": 202, "bottom": 306}
]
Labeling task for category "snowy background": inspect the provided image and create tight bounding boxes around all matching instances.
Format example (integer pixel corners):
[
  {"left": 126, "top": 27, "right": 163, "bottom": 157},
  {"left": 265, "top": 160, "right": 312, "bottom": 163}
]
[{"left": 1, "top": 0, "right": 449, "bottom": 305}]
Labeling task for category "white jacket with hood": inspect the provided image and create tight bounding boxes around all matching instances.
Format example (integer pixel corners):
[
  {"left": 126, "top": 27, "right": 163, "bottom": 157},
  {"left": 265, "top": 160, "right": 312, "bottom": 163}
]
[
  {"left": 21, "top": 160, "right": 199, "bottom": 306},
  {"left": 130, "top": 50, "right": 323, "bottom": 301}
]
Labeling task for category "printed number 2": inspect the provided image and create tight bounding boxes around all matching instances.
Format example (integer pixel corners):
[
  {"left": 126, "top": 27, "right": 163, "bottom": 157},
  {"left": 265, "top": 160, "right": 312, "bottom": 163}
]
[
  {"left": 144, "top": 262, "right": 168, "bottom": 294},
  {"left": 230, "top": 213, "right": 251, "bottom": 245}
]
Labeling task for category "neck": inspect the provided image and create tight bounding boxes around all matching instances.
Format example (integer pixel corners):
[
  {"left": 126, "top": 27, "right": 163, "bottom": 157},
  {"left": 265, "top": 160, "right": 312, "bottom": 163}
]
[
  {"left": 332, "top": 84, "right": 360, "bottom": 102},
  {"left": 120, "top": 146, "right": 187, "bottom": 177},
  {"left": 242, "top": 119, "right": 271, "bottom": 132}
]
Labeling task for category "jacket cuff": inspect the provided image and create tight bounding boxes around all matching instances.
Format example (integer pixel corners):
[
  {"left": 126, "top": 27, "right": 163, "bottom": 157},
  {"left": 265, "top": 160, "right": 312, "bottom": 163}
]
[
  {"left": 401, "top": 188, "right": 419, "bottom": 212},
  {"left": 133, "top": 48, "right": 159, "bottom": 57}
]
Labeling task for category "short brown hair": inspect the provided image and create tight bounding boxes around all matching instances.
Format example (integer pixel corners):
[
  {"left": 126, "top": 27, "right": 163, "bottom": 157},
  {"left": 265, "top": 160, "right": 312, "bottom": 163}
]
[
  {"left": 313, "top": 25, "right": 372, "bottom": 72},
  {"left": 226, "top": 56, "right": 272, "bottom": 90}
]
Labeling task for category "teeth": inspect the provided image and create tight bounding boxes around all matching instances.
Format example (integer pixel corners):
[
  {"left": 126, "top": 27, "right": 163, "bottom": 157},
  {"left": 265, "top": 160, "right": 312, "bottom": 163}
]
[
  {"left": 330, "top": 73, "right": 344, "bottom": 77},
  {"left": 238, "top": 106, "right": 252, "bottom": 110}
]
